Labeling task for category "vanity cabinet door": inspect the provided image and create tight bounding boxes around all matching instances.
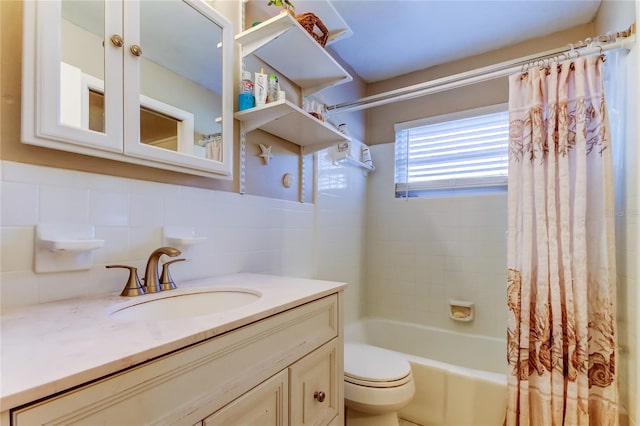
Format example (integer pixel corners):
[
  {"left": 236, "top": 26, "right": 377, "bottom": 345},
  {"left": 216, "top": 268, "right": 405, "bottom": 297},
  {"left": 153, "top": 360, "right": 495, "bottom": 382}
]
[
  {"left": 202, "top": 370, "right": 288, "bottom": 426},
  {"left": 289, "top": 339, "right": 340, "bottom": 426}
]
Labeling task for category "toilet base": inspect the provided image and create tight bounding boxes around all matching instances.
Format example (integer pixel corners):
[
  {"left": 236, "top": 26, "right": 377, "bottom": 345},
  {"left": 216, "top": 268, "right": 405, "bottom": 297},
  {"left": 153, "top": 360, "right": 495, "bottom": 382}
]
[{"left": 345, "top": 407, "right": 400, "bottom": 426}]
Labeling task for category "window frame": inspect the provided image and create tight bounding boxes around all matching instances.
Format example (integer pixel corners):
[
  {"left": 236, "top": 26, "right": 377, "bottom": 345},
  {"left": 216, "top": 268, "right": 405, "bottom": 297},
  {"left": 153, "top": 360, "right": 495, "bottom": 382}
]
[{"left": 394, "top": 103, "right": 509, "bottom": 198}]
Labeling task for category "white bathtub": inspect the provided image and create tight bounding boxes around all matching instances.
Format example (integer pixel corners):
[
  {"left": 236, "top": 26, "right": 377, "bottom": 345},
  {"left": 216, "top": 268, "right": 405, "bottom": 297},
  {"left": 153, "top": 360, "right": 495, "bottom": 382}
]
[{"left": 345, "top": 318, "right": 508, "bottom": 426}]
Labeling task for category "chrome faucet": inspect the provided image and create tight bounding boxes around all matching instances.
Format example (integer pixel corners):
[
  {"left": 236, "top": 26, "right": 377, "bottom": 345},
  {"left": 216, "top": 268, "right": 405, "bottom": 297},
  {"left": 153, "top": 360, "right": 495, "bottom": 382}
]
[{"left": 143, "top": 246, "right": 182, "bottom": 293}]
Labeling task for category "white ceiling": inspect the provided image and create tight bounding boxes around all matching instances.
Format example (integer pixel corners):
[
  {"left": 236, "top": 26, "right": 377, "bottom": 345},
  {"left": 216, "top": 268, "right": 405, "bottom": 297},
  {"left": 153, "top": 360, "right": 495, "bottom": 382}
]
[{"left": 325, "top": 0, "right": 602, "bottom": 83}]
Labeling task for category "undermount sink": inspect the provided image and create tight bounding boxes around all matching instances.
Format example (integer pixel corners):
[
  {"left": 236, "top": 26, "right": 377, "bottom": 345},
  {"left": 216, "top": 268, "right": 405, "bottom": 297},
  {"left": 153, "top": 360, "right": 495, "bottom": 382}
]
[{"left": 110, "top": 289, "right": 262, "bottom": 321}]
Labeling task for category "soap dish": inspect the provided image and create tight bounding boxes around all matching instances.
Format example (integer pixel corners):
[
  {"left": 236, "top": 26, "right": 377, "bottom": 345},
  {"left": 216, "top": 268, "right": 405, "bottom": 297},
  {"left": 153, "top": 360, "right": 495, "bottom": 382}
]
[
  {"left": 35, "top": 224, "right": 105, "bottom": 273},
  {"left": 449, "top": 299, "right": 474, "bottom": 322}
]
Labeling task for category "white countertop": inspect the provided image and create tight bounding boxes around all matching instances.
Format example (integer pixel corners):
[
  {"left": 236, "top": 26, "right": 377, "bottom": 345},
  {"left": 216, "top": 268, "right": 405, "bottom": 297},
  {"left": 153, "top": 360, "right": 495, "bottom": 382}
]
[{"left": 0, "top": 273, "right": 346, "bottom": 411}]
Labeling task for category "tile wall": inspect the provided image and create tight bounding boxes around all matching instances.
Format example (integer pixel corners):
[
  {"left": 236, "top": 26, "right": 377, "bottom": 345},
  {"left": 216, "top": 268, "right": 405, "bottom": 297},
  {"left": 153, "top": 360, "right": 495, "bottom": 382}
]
[
  {"left": 314, "top": 145, "right": 369, "bottom": 324},
  {"left": 614, "top": 43, "right": 639, "bottom": 424},
  {"left": 365, "top": 143, "right": 508, "bottom": 339},
  {"left": 0, "top": 157, "right": 367, "bottom": 311}
]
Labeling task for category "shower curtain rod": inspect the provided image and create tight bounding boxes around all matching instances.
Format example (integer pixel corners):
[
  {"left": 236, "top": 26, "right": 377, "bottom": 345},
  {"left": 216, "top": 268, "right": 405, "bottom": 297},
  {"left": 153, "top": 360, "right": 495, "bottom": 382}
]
[{"left": 326, "top": 25, "right": 636, "bottom": 115}]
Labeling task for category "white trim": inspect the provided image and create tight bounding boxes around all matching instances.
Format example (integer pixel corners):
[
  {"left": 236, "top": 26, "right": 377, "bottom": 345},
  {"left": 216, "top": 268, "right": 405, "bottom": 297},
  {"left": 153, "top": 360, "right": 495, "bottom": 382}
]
[
  {"left": 394, "top": 103, "right": 508, "bottom": 132},
  {"left": 21, "top": 0, "right": 233, "bottom": 178},
  {"left": 76, "top": 72, "right": 195, "bottom": 155},
  {"left": 140, "top": 95, "right": 195, "bottom": 155},
  {"left": 395, "top": 104, "right": 509, "bottom": 194}
]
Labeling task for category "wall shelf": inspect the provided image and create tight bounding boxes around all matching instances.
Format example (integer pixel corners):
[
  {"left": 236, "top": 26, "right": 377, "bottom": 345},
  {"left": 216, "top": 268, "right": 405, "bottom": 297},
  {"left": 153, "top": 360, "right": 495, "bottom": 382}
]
[
  {"left": 245, "top": 0, "right": 353, "bottom": 46},
  {"left": 235, "top": 12, "right": 352, "bottom": 96},
  {"left": 234, "top": 99, "right": 348, "bottom": 151}
]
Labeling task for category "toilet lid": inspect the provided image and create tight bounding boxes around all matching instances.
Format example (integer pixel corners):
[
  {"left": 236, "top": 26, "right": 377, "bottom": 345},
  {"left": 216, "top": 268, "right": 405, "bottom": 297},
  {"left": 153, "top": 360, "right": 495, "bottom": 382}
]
[{"left": 344, "top": 343, "right": 411, "bottom": 383}]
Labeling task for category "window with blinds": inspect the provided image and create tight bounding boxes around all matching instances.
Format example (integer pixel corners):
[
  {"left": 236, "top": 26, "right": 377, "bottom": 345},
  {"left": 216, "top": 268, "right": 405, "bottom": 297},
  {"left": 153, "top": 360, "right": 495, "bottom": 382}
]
[{"left": 394, "top": 104, "right": 509, "bottom": 197}]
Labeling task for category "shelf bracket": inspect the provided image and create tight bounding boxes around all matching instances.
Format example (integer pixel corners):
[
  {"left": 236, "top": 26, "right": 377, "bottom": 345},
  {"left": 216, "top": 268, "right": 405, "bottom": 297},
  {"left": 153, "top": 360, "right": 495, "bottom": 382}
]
[
  {"left": 301, "top": 141, "right": 336, "bottom": 155},
  {"left": 240, "top": 124, "right": 247, "bottom": 194},
  {"left": 241, "top": 26, "right": 293, "bottom": 58},
  {"left": 298, "top": 145, "right": 304, "bottom": 203},
  {"left": 238, "top": 102, "right": 292, "bottom": 133},
  {"left": 301, "top": 75, "right": 354, "bottom": 99}
]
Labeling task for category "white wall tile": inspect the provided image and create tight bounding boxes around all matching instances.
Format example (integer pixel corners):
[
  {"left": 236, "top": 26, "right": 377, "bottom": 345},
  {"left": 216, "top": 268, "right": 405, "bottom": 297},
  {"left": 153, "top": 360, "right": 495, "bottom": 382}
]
[
  {"left": 39, "top": 185, "right": 90, "bottom": 224},
  {"left": 0, "top": 227, "right": 35, "bottom": 272},
  {"left": 3, "top": 161, "right": 81, "bottom": 187},
  {"left": 0, "top": 271, "right": 39, "bottom": 307},
  {"left": 94, "top": 226, "right": 132, "bottom": 264},
  {"left": 90, "top": 190, "right": 129, "bottom": 227},
  {"left": 1, "top": 159, "right": 366, "bottom": 309},
  {"left": 128, "top": 227, "right": 163, "bottom": 261},
  {"left": 1, "top": 182, "right": 39, "bottom": 226},
  {"left": 38, "top": 271, "right": 90, "bottom": 303},
  {"left": 130, "top": 193, "right": 165, "bottom": 227},
  {"left": 366, "top": 143, "right": 508, "bottom": 339}
]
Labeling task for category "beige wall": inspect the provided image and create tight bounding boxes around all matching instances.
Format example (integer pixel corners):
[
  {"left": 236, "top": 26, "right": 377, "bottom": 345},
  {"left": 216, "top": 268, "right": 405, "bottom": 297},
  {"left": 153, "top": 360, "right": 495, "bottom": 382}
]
[{"left": 364, "top": 24, "right": 595, "bottom": 145}]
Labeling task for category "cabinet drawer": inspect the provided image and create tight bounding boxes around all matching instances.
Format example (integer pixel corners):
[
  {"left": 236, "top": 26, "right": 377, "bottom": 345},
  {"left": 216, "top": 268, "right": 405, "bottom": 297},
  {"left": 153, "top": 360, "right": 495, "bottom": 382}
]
[
  {"left": 12, "top": 295, "right": 338, "bottom": 425},
  {"left": 202, "top": 370, "right": 288, "bottom": 426},
  {"left": 289, "top": 339, "right": 340, "bottom": 426}
]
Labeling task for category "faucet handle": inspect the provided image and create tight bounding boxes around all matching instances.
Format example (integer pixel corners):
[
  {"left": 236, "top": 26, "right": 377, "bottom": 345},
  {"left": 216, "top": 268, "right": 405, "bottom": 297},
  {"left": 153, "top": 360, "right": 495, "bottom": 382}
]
[
  {"left": 106, "top": 265, "right": 145, "bottom": 297},
  {"left": 159, "top": 258, "right": 185, "bottom": 291}
]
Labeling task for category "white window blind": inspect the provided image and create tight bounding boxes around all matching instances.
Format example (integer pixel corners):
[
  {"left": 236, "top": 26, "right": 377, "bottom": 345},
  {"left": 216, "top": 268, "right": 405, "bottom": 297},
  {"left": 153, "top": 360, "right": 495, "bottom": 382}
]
[{"left": 394, "top": 105, "right": 509, "bottom": 196}]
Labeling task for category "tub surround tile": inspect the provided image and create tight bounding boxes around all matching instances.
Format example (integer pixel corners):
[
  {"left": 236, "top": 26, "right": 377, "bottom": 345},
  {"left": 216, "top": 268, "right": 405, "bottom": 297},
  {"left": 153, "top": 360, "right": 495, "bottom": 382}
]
[
  {"left": 0, "top": 273, "right": 346, "bottom": 411},
  {"left": 366, "top": 143, "right": 508, "bottom": 340}
]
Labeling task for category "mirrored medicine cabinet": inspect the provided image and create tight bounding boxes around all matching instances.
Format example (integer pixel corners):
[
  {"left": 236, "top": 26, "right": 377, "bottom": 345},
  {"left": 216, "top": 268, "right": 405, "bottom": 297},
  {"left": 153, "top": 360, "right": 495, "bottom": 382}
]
[{"left": 22, "top": 0, "right": 234, "bottom": 178}]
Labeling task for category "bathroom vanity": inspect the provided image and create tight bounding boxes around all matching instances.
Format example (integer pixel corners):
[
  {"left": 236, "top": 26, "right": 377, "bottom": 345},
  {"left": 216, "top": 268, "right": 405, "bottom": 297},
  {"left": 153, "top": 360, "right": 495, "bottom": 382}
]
[{"left": 0, "top": 274, "right": 346, "bottom": 425}]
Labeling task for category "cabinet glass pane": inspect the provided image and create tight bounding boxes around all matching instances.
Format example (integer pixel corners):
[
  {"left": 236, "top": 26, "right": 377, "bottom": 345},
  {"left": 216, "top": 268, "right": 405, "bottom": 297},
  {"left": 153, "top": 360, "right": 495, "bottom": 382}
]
[
  {"left": 139, "top": 0, "right": 224, "bottom": 162},
  {"left": 60, "top": 0, "right": 106, "bottom": 133}
]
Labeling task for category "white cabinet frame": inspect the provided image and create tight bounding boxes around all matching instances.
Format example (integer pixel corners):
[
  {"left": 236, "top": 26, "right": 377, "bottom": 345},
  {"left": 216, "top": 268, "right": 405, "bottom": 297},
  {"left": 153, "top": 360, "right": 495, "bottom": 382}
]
[{"left": 21, "top": 0, "right": 233, "bottom": 179}]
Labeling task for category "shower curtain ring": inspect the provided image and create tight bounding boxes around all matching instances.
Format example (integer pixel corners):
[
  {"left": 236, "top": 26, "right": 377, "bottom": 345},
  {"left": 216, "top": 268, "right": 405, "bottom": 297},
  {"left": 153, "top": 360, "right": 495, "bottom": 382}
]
[{"left": 599, "top": 45, "right": 606, "bottom": 62}]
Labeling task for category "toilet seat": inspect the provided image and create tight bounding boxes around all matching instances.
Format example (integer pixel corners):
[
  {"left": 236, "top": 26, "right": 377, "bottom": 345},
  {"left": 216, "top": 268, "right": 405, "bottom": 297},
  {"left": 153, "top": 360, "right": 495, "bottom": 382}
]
[{"left": 344, "top": 343, "right": 412, "bottom": 388}]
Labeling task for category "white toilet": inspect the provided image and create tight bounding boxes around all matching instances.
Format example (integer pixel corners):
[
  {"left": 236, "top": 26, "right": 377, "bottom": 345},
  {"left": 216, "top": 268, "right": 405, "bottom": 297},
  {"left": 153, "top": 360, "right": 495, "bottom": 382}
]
[{"left": 344, "top": 343, "right": 415, "bottom": 426}]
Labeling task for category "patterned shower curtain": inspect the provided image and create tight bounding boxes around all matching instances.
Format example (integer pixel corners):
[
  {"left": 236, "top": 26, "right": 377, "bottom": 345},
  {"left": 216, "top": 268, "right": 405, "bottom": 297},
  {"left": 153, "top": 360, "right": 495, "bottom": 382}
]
[{"left": 505, "top": 55, "right": 618, "bottom": 425}]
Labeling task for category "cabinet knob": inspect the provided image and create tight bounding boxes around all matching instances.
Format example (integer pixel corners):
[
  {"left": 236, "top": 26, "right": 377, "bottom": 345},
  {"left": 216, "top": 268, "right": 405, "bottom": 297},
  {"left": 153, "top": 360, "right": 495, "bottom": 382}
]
[
  {"left": 129, "top": 44, "right": 143, "bottom": 57},
  {"left": 110, "top": 34, "right": 124, "bottom": 48},
  {"left": 313, "top": 391, "right": 326, "bottom": 403}
]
